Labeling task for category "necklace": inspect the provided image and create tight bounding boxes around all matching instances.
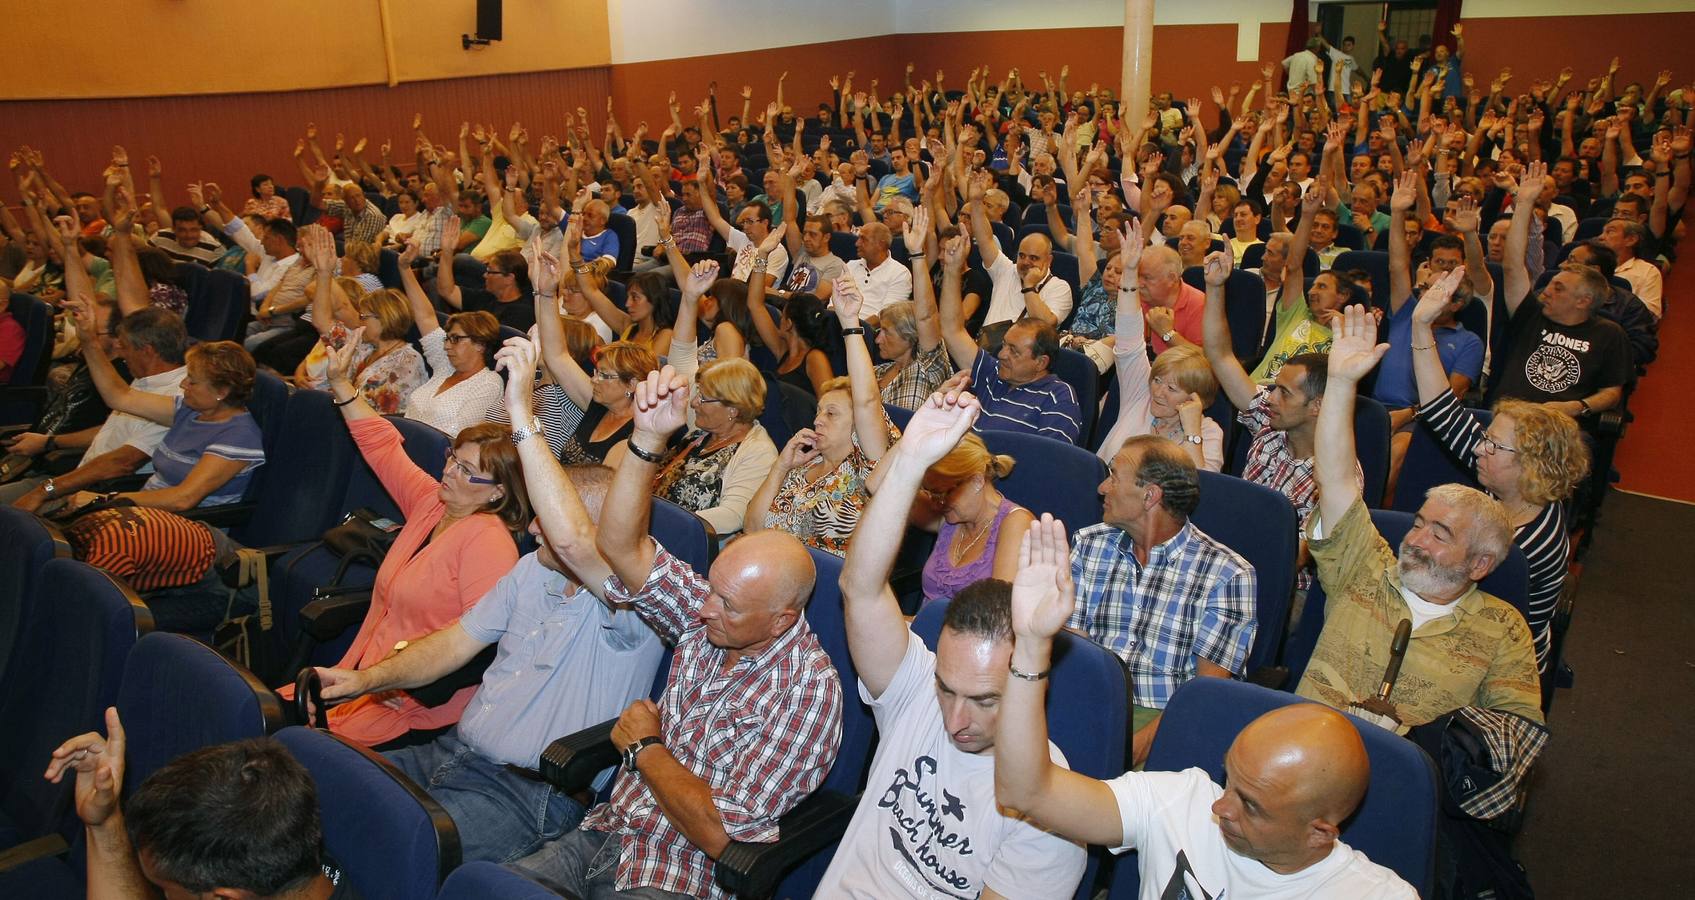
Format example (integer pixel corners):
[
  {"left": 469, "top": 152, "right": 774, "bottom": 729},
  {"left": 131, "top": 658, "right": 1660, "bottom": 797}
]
[{"left": 951, "top": 517, "right": 992, "bottom": 564}]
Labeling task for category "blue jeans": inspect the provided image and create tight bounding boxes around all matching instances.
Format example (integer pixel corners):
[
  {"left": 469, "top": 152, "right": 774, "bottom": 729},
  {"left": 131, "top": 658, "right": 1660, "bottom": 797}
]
[
  {"left": 384, "top": 730, "right": 585, "bottom": 864},
  {"left": 510, "top": 828, "right": 690, "bottom": 899}
]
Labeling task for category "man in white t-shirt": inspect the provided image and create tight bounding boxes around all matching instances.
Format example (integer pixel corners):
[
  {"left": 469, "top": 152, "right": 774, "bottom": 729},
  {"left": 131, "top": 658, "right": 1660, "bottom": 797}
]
[
  {"left": 969, "top": 180, "right": 1073, "bottom": 327},
  {"left": 816, "top": 389, "right": 1086, "bottom": 899},
  {"left": 996, "top": 517, "right": 1417, "bottom": 900},
  {"left": 842, "top": 222, "right": 912, "bottom": 321},
  {"left": 698, "top": 151, "right": 789, "bottom": 291}
]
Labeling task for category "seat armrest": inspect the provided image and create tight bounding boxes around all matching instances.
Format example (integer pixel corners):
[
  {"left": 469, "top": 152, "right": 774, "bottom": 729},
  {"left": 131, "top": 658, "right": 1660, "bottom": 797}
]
[
  {"left": 1596, "top": 408, "right": 1626, "bottom": 439},
  {"left": 714, "top": 790, "right": 860, "bottom": 899},
  {"left": 539, "top": 721, "right": 619, "bottom": 793},
  {"left": 298, "top": 588, "right": 374, "bottom": 642},
  {"left": 38, "top": 447, "right": 86, "bottom": 475}
]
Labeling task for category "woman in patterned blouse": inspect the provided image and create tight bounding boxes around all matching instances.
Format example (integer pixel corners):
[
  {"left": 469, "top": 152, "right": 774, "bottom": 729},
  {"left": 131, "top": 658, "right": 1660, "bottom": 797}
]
[
  {"left": 299, "top": 227, "right": 427, "bottom": 415},
  {"left": 746, "top": 276, "right": 894, "bottom": 556},
  {"left": 650, "top": 357, "right": 777, "bottom": 536}
]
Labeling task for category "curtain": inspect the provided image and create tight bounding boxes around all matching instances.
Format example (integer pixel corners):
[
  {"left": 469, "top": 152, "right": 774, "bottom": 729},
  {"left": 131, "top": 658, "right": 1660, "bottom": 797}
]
[
  {"left": 1431, "top": 0, "right": 1464, "bottom": 55},
  {"left": 1285, "top": 0, "right": 1311, "bottom": 59}
]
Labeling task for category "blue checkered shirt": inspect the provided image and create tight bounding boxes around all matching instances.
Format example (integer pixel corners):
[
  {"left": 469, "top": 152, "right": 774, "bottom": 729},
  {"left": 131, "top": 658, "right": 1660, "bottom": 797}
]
[{"left": 1067, "top": 521, "right": 1258, "bottom": 709}]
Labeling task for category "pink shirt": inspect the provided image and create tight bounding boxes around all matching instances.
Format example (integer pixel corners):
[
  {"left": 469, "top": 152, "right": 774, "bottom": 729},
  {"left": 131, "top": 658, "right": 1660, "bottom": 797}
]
[
  {"left": 326, "top": 415, "right": 518, "bottom": 745},
  {"left": 1144, "top": 281, "right": 1206, "bottom": 354}
]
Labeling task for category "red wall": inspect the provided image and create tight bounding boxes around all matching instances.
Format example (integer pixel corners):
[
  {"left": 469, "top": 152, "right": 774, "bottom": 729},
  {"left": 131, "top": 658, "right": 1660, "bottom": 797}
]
[{"left": 3, "top": 12, "right": 1689, "bottom": 211}]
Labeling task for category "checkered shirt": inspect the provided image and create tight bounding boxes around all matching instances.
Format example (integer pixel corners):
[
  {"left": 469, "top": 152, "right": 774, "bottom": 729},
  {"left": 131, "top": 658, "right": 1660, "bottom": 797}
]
[
  {"left": 582, "top": 541, "right": 843, "bottom": 898},
  {"left": 1067, "top": 521, "right": 1258, "bottom": 709}
]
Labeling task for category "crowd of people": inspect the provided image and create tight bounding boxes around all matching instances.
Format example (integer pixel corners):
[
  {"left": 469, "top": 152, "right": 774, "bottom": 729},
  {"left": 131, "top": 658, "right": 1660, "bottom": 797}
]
[{"left": 6, "top": 25, "right": 1689, "bottom": 900}]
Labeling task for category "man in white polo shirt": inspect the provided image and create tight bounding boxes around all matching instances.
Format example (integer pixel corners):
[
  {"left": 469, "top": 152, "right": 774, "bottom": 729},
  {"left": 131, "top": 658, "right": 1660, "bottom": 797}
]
[
  {"left": 969, "top": 179, "right": 1073, "bottom": 327},
  {"left": 843, "top": 222, "right": 912, "bottom": 321}
]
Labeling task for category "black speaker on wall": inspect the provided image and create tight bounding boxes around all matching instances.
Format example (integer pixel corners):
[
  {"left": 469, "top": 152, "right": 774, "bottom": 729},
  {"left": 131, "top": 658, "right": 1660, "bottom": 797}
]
[{"left": 476, "top": 0, "right": 503, "bottom": 41}]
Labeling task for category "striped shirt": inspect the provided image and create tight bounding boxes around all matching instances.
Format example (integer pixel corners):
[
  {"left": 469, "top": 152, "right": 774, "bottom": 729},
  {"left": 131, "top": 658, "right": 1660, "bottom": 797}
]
[
  {"left": 584, "top": 543, "right": 843, "bottom": 899},
  {"left": 324, "top": 198, "right": 389, "bottom": 245},
  {"left": 142, "top": 399, "right": 266, "bottom": 506},
  {"left": 1068, "top": 521, "right": 1258, "bottom": 709},
  {"left": 670, "top": 207, "right": 712, "bottom": 254},
  {"left": 149, "top": 229, "right": 225, "bottom": 266},
  {"left": 970, "top": 352, "right": 1082, "bottom": 444},
  {"left": 413, "top": 206, "right": 458, "bottom": 256},
  {"left": 1417, "top": 390, "right": 1567, "bottom": 670}
]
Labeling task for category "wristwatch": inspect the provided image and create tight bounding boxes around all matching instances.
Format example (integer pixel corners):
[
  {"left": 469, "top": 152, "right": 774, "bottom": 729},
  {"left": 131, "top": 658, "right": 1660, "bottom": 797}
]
[
  {"left": 622, "top": 735, "right": 663, "bottom": 771},
  {"left": 1187, "top": 434, "right": 1203, "bottom": 445},
  {"left": 510, "top": 415, "right": 545, "bottom": 446},
  {"left": 1161, "top": 330, "right": 1176, "bottom": 343},
  {"left": 42, "top": 478, "right": 56, "bottom": 496}
]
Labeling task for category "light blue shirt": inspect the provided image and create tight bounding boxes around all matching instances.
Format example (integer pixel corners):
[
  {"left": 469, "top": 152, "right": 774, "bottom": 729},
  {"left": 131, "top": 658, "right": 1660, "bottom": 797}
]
[{"left": 457, "top": 554, "right": 665, "bottom": 767}]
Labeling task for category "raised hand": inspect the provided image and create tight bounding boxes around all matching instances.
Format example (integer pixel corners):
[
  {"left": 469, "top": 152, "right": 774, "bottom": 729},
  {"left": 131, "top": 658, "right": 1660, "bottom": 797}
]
[
  {"left": 631, "top": 365, "right": 692, "bottom": 441},
  {"left": 529, "top": 244, "right": 562, "bottom": 299},
  {"left": 1177, "top": 392, "right": 1205, "bottom": 436},
  {"left": 1516, "top": 159, "right": 1547, "bottom": 205},
  {"left": 1202, "top": 250, "right": 1231, "bottom": 286},
  {"left": 1009, "top": 515, "right": 1074, "bottom": 641},
  {"left": 1119, "top": 221, "right": 1144, "bottom": 273},
  {"left": 1413, "top": 265, "right": 1466, "bottom": 326},
  {"left": 1390, "top": 169, "right": 1419, "bottom": 212},
  {"left": 299, "top": 224, "right": 338, "bottom": 270},
  {"left": 325, "top": 327, "right": 365, "bottom": 386},
  {"left": 756, "top": 221, "right": 787, "bottom": 258},
  {"left": 900, "top": 385, "right": 981, "bottom": 466},
  {"left": 941, "top": 230, "right": 971, "bottom": 274},
  {"left": 43, "top": 707, "right": 126, "bottom": 829},
  {"left": 1445, "top": 195, "right": 1480, "bottom": 233},
  {"left": 831, "top": 276, "right": 864, "bottom": 327},
  {"left": 681, "top": 259, "right": 720, "bottom": 300},
  {"left": 1326, "top": 304, "right": 1389, "bottom": 384}
]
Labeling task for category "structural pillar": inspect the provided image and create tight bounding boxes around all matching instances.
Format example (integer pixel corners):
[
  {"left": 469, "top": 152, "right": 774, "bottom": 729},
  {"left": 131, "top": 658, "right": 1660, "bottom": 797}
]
[{"left": 1122, "top": 0, "right": 1154, "bottom": 128}]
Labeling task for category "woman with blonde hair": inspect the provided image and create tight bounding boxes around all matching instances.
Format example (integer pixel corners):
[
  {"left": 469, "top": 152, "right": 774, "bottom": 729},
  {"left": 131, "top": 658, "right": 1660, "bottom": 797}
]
[
  {"left": 910, "top": 432, "right": 1034, "bottom": 605},
  {"left": 648, "top": 356, "right": 777, "bottom": 536},
  {"left": 299, "top": 225, "right": 427, "bottom": 413},
  {"left": 1411, "top": 270, "right": 1590, "bottom": 673}
]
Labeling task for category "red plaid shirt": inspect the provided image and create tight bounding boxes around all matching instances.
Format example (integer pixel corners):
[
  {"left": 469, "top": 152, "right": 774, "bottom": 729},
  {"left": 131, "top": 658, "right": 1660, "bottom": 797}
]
[
  {"left": 1239, "top": 389, "right": 1360, "bottom": 590},
  {"left": 583, "top": 541, "right": 842, "bottom": 898}
]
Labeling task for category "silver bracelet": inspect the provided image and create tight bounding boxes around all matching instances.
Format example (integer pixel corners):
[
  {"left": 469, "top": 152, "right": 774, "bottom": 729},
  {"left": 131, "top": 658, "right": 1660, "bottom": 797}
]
[{"left": 1008, "top": 660, "right": 1050, "bottom": 682}]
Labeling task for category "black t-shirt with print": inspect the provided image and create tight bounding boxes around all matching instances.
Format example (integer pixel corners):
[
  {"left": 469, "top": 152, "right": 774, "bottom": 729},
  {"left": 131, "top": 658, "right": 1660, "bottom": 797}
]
[{"left": 1487, "top": 302, "right": 1630, "bottom": 405}]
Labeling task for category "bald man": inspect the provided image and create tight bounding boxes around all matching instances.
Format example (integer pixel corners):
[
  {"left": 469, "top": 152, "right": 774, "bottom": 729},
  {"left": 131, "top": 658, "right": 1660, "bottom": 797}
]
[
  {"left": 996, "top": 518, "right": 1416, "bottom": 898},
  {"left": 508, "top": 364, "right": 844, "bottom": 898},
  {"left": 970, "top": 179, "right": 1074, "bottom": 326}
]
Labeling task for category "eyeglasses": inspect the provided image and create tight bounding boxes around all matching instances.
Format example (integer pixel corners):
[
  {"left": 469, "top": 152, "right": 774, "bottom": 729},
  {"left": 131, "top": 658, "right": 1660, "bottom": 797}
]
[
  {"left": 591, "top": 369, "right": 623, "bottom": 382},
  {"left": 692, "top": 392, "right": 729, "bottom": 406},
  {"left": 1478, "top": 434, "right": 1519, "bottom": 455},
  {"left": 443, "top": 334, "right": 479, "bottom": 345},
  {"left": 444, "top": 448, "right": 498, "bottom": 484},
  {"left": 486, "top": 268, "right": 514, "bottom": 277},
  {"left": 918, "top": 482, "right": 962, "bottom": 505},
  {"left": 358, "top": 312, "right": 380, "bottom": 321}
]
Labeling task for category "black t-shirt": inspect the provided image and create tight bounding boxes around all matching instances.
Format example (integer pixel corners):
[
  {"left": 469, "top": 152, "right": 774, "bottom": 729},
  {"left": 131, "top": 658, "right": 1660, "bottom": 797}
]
[
  {"left": 1488, "top": 302, "right": 1631, "bottom": 405},
  {"left": 460, "top": 288, "right": 536, "bottom": 334}
]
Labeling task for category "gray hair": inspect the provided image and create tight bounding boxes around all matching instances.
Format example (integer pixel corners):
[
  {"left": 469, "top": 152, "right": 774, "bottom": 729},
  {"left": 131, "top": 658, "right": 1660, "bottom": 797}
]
[
  {"left": 1425, "top": 483, "right": 1513, "bottom": 569},
  {"left": 877, "top": 301, "right": 920, "bottom": 351}
]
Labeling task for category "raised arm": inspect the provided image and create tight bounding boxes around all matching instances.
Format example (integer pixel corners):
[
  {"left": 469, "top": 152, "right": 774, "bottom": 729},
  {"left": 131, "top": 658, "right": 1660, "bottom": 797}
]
[
  {"left": 830, "top": 278, "right": 889, "bottom": 462},
  {"left": 1410, "top": 267, "right": 1471, "bottom": 404},
  {"left": 1387, "top": 169, "right": 1418, "bottom": 312},
  {"left": 434, "top": 215, "right": 464, "bottom": 310},
  {"left": 1199, "top": 249, "right": 1258, "bottom": 409},
  {"left": 744, "top": 225, "right": 786, "bottom": 352},
  {"left": 1449, "top": 195, "right": 1493, "bottom": 300},
  {"left": 1314, "top": 305, "right": 1386, "bottom": 527},
  {"left": 64, "top": 293, "right": 173, "bottom": 427},
  {"left": 996, "top": 517, "right": 1124, "bottom": 846},
  {"left": 1501, "top": 160, "right": 1546, "bottom": 317},
  {"left": 903, "top": 207, "right": 942, "bottom": 354},
  {"left": 695, "top": 148, "right": 733, "bottom": 240},
  {"left": 936, "top": 229, "right": 981, "bottom": 371},
  {"left": 843, "top": 386, "right": 981, "bottom": 697}
]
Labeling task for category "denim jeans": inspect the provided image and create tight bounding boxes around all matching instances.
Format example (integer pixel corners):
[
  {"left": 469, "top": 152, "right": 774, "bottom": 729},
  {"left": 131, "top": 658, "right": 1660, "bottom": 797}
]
[
  {"left": 510, "top": 827, "right": 691, "bottom": 899},
  {"left": 384, "top": 730, "right": 585, "bottom": 864}
]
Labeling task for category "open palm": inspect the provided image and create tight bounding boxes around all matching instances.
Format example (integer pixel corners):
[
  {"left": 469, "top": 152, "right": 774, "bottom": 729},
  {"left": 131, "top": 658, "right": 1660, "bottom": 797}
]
[
  {"left": 1010, "top": 516, "right": 1074, "bottom": 640},
  {"left": 1326, "top": 305, "right": 1388, "bottom": 383}
]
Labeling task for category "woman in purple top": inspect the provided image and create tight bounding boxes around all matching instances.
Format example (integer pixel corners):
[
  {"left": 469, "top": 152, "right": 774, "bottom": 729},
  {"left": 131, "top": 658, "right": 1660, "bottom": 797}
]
[{"left": 906, "top": 432, "right": 1034, "bottom": 604}]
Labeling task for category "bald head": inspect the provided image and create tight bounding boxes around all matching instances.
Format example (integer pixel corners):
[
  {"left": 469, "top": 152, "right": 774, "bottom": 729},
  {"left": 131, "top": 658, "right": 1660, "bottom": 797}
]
[
  {"left": 1234, "top": 704, "right": 1371, "bottom": 825},
  {"left": 716, "top": 530, "right": 817, "bottom": 612}
]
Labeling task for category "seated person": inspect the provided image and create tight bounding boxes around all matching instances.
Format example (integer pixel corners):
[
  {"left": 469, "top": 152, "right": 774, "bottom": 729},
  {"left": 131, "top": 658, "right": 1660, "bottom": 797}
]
[
  {"left": 5, "top": 306, "right": 186, "bottom": 510},
  {"left": 937, "top": 231, "right": 1082, "bottom": 443},
  {"left": 1098, "top": 236, "right": 1225, "bottom": 470},
  {"left": 815, "top": 386, "right": 1085, "bottom": 897},
  {"left": 317, "top": 343, "right": 665, "bottom": 864},
  {"left": 748, "top": 277, "right": 894, "bottom": 556},
  {"left": 1564, "top": 241, "right": 1658, "bottom": 372},
  {"left": 437, "top": 216, "right": 537, "bottom": 334},
  {"left": 386, "top": 237, "right": 503, "bottom": 436},
  {"left": 47, "top": 709, "right": 366, "bottom": 899},
  {"left": 746, "top": 230, "right": 841, "bottom": 396},
  {"left": 1137, "top": 245, "right": 1206, "bottom": 355},
  {"left": 580, "top": 270, "right": 677, "bottom": 359},
  {"left": 649, "top": 338, "right": 778, "bottom": 536},
  {"left": 994, "top": 545, "right": 1415, "bottom": 898},
  {"left": 329, "top": 284, "right": 427, "bottom": 416},
  {"left": 1250, "top": 185, "right": 1356, "bottom": 384},
  {"left": 1071, "top": 435, "right": 1257, "bottom": 765},
  {"left": 969, "top": 179, "right": 1073, "bottom": 327},
  {"left": 1409, "top": 269, "right": 1590, "bottom": 674},
  {"left": 1302, "top": 304, "right": 1542, "bottom": 729},
  {"left": 843, "top": 222, "right": 913, "bottom": 320},
  {"left": 509, "top": 368, "right": 842, "bottom": 895},
  {"left": 697, "top": 153, "right": 788, "bottom": 290},
  {"left": 1486, "top": 168, "right": 1630, "bottom": 417},
  {"left": 286, "top": 337, "right": 526, "bottom": 749}
]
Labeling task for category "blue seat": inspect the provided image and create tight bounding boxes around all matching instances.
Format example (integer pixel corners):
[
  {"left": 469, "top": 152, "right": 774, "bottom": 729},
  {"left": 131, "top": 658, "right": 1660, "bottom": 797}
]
[
  {"left": 977, "top": 429, "right": 1106, "bottom": 531},
  {"left": 180, "top": 267, "right": 252, "bottom": 344},
  {"left": 1190, "top": 472, "right": 1298, "bottom": 675},
  {"left": 1354, "top": 396, "right": 1392, "bottom": 508},
  {"left": 1331, "top": 249, "right": 1391, "bottom": 306},
  {"left": 1046, "top": 345, "right": 1097, "bottom": 446},
  {"left": 1180, "top": 266, "right": 1271, "bottom": 364},
  {"left": 829, "top": 231, "right": 859, "bottom": 262},
  {"left": 0, "top": 560, "right": 151, "bottom": 850},
  {"left": 1017, "top": 222, "right": 1052, "bottom": 244},
  {"left": 1336, "top": 222, "right": 1366, "bottom": 251},
  {"left": 118, "top": 632, "right": 287, "bottom": 787},
  {"left": 275, "top": 727, "right": 460, "bottom": 900},
  {"left": 283, "top": 186, "right": 318, "bottom": 226},
  {"left": 606, "top": 212, "right": 638, "bottom": 273},
  {"left": 233, "top": 387, "right": 359, "bottom": 548},
  {"left": 1280, "top": 510, "right": 1530, "bottom": 686},
  {"left": 992, "top": 221, "right": 1018, "bottom": 259},
  {"left": 1110, "top": 678, "right": 1439, "bottom": 898},
  {"left": 0, "top": 509, "right": 69, "bottom": 693},
  {"left": 1572, "top": 217, "right": 1608, "bottom": 242},
  {"left": 1391, "top": 412, "right": 1486, "bottom": 512},
  {"left": 758, "top": 372, "right": 816, "bottom": 451},
  {"left": 452, "top": 253, "right": 487, "bottom": 291},
  {"left": 651, "top": 496, "right": 717, "bottom": 569},
  {"left": 913, "top": 600, "right": 1129, "bottom": 900},
  {"left": 438, "top": 861, "right": 565, "bottom": 898},
  {"left": 1049, "top": 251, "right": 1082, "bottom": 321},
  {"left": 1021, "top": 202, "right": 1073, "bottom": 229},
  {"left": 0, "top": 292, "right": 54, "bottom": 424},
  {"left": 377, "top": 248, "right": 404, "bottom": 289}
]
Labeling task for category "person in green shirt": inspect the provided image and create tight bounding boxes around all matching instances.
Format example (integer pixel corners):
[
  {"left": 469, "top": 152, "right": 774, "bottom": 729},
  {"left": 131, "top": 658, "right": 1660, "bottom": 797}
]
[{"left": 1249, "top": 181, "right": 1363, "bottom": 384}]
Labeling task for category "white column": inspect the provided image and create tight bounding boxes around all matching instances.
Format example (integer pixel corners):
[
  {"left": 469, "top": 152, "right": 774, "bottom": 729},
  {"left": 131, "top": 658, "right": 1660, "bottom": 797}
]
[{"left": 1122, "top": 0, "right": 1155, "bottom": 127}]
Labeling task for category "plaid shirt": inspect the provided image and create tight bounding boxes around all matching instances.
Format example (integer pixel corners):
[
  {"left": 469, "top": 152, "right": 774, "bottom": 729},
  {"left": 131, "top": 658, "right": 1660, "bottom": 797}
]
[
  {"left": 877, "top": 344, "right": 954, "bottom": 411},
  {"left": 1068, "top": 522, "right": 1257, "bottom": 709},
  {"left": 670, "top": 207, "right": 712, "bottom": 254},
  {"left": 1238, "top": 388, "right": 1360, "bottom": 590},
  {"left": 413, "top": 206, "right": 457, "bottom": 256},
  {"left": 584, "top": 542, "right": 843, "bottom": 898},
  {"left": 324, "top": 198, "right": 389, "bottom": 245}
]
